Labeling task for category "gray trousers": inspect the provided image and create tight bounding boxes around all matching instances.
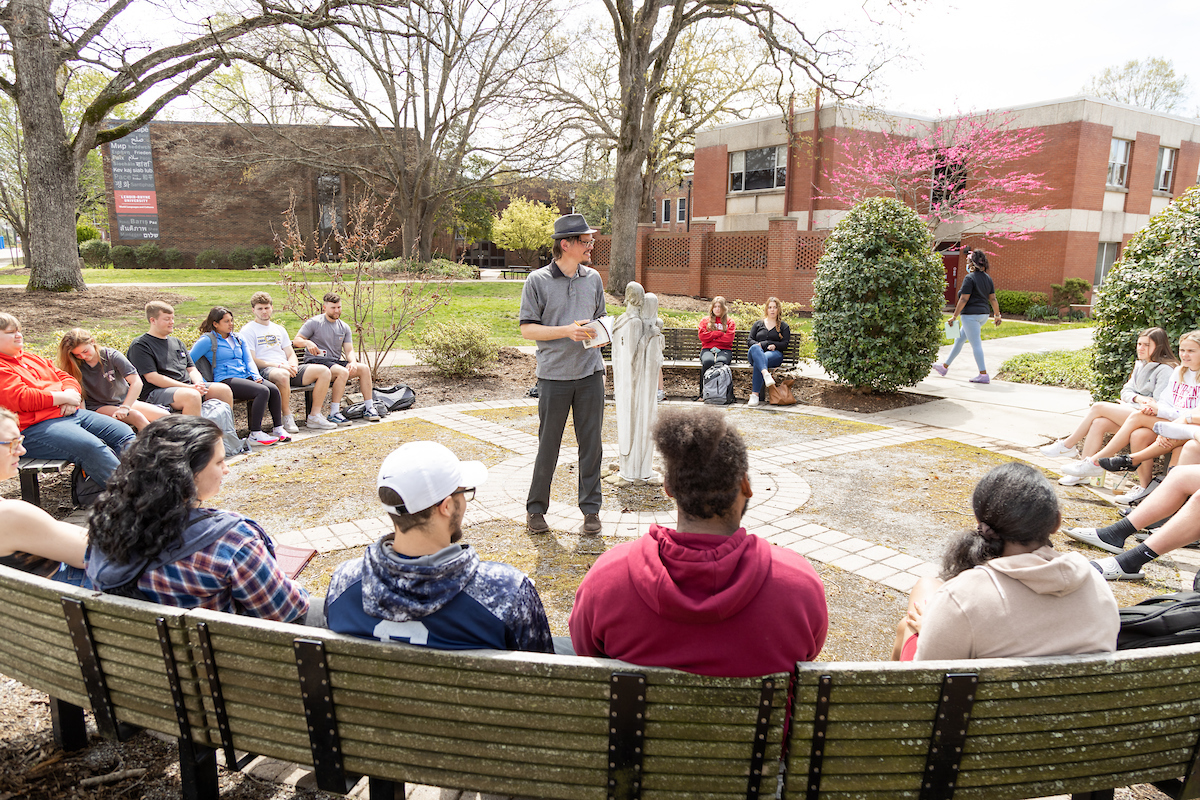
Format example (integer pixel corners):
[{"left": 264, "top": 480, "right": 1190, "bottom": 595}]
[{"left": 527, "top": 370, "right": 605, "bottom": 515}]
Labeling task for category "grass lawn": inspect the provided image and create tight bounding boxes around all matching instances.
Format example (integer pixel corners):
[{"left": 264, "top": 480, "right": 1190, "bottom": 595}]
[{"left": 0, "top": 268, "right": 297, "bottom": 285}]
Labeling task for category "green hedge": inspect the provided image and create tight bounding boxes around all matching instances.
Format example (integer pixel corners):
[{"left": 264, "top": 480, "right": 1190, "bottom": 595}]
[{"left": 995, "top": 290, "right": 1047, "bottom": 315}]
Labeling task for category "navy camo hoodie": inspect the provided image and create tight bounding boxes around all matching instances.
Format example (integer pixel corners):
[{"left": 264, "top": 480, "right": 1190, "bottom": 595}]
[{"left": 324, "top": 535, "right": 553, "bottom": 653}]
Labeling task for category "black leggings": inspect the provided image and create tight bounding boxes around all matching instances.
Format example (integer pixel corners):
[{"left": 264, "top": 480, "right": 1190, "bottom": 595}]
[{"left": 223, "top": 377, "right": 282, "bottom": 433}]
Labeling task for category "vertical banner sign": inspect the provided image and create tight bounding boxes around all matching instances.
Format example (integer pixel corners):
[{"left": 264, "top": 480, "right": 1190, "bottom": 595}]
[{"left": 109, "top": 127, "right": 159, "bottom": 240}]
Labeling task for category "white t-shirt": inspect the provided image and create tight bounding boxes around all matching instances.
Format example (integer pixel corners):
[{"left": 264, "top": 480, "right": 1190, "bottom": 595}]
[{"left": 239, "top": 320, "right": 292, "bottom": 367}]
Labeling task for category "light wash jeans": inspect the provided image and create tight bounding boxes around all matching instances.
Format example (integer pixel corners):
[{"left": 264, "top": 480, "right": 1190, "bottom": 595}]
[
  {"left": 748, "top": 344, "right": 785, "bottom": 395},
  {"left": 21, "top": 409, "right": 135, "bottom": 486},
  {"left": 944, "top": 313, "right": 989, "bottom": 372}
]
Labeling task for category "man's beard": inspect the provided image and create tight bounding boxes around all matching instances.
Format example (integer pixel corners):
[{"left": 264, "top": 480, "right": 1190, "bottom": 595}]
[{"left": 580, "top": 258, "right": 592, "bottom": 267}]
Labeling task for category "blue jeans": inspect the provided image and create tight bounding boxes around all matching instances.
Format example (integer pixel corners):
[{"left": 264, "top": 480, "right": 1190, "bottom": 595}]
[
  {"left": 748, "top": 344, "right": 785, "bottom": 395},
  {"left": 21, "top": 410, "right": 135, "bottom": 486},
  {"left": 945, "top": 314, "right": 989, "bottom": 372}
]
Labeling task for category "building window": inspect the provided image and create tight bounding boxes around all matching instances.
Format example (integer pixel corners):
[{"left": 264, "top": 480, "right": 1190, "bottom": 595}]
[
  {"left": 651, "top": 207, "right": 656, "bottom": 223},
  {"left": 662, "top": 199, "right": 671, "bottom": 227},
  {"left": 931, "top": 154, "right": 966, "bottom": 211},
  {"left": 1095, "top": 241, "right": 1120, "bottom": 286},
  {"left": 1107, "top": 139, "right": 1132, "bottom": 187},
  {"left": 729, "top": 145, "right": 787, "bottom": 191},
  {"left": 677, "top": 197, "right": 687, "bottom": 222},
  {"left": 1156, "top": 147, "right": 1177, "bottom": 192}
]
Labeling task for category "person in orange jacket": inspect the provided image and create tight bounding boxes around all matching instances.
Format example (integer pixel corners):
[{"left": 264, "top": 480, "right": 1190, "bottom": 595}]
[{"left": 0, "top": 313, "right": 134, "bottom": 488}]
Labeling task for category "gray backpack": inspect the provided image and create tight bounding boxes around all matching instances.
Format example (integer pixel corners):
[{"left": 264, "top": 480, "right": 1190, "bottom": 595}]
[
  {"left": 703, "top": 364, "right": 734, "bottom": 405},
  {"left": 201, "top": 398, "right": 249, "bottom": 457}
]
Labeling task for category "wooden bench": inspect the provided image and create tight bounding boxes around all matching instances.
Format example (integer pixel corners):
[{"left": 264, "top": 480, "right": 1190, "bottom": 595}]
[
  {"left": 17, "top": 456, "right": 72, "bottom": 507},
  {"left": 660, "top": 328, "right": 805, "bottom": 396},
  {"left": 4, "top": 561, "right": 1200, "bottom": 800}
]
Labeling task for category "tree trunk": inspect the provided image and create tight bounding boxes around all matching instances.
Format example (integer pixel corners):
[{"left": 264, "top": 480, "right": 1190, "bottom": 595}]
[
  {"left": 5, "top": 0, "right": 85, "bottom": 291},
  {"left": 609, "top": 151, "right": 644, "bottom": 293}
]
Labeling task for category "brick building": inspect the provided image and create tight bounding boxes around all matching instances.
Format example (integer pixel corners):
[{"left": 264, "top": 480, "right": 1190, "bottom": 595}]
[
  {"left": 100, "top": 120, "right": 455, "bottom": 266},
  {"left": 687, "top": 96, "right": 1200, "bottom": 300}
]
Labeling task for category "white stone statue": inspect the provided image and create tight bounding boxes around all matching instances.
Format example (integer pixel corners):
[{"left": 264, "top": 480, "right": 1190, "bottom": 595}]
[{"left": 612, "top": 282, "right": 664, "bottom": 484}]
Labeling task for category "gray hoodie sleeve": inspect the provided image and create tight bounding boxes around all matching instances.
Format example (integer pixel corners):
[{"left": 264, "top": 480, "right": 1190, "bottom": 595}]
[{"left": 1148, "top": 362, "right": 1175, "bottom": 403}]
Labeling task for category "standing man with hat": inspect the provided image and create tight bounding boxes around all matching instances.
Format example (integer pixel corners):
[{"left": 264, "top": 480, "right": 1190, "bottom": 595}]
[
  {"left": 324, "top": 442, "right": 553, "bottom": 652},
  {"left": 519, "top": 213, "right": 608, "bottom": 535}
]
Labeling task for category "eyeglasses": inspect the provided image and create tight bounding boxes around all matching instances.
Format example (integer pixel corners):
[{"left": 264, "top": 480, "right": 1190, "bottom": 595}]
[
  {"left": 0, "top": 436, "right": 24, "bottom": 454},
  {"left": 577, "top": 238, "right": 596, "bottom": 247},
  {"left": 450, "top": 487, "right": 475, "bottom": 502}
]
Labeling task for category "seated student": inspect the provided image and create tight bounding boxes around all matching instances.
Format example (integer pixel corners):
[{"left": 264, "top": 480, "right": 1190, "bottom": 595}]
[
  {"left": 1062, "top": 330, "right": 1200, "bottom": 484},
  {"left": 569, "top": 407, "right": 827, "bottom": 677},
  {"left": 189, "top": 306, "right": 287, "bottom": 446},
  {"left": 697, "top": 296, "right": 735, "bottom": 394},
  {"left": 127, "top": 300, "right": 234, "bottom": 416},
  {"left": 746, "top": 296, "right": 790, "bottom": 407},
  {"left": 85, "top": 416, "right": 310, "bottom": 622},
  {"left": 325, "top": 442, "right": 553, "bottom": 652},
  {"left": 0, "top": 313, "right": 134, "bottom": 488},
  {"left": 1066, "top": 463, "right": 1200, "bottom": 580},
  {"left": 57, "top": 328, "right": 169, "bottom": 432},
  {"left": 0, "top": 407, "right": 89, "bottom": 585},
  {"left": 1041, "top": 327, "right": 1175, "bottom": 503},
  {"left": 240, "top": 291, "right": 335, "bottom": 431},
  {"left": 895, "top": 463, "right": 1118, "bottom": 661},
  {"left": 293, "top": 293, "right": 381, "bottom": 425}
]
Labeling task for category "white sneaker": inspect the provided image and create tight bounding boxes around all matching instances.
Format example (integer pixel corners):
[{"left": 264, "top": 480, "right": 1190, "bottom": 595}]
[
  {"left": 1091, "top": 556, "right": 1145, "bottom": 581},
  {"left": 656, "top": 389, "right": 665, "bottom": 402},
  {"left": 1039, "top": 439, "right": 1075, "bottom": 458},
  {"left": 1114, "top": 485, "right": 1152, "bottom": 505},
  {"left": 762, "top": 369, "right": 775, "bottom": 388},
  {"left": 306, "top": 413, "right": 338, "bottom": 430},
  {"left": 271, "top": 427, "right": 292, "bottom": 443},
  {"left": 748, "top": 393, "right": 759, "bottom": 407},
  {"left": 282, "top": 415, "right": 300, "bottom": 434},
  {"left": 249, "top": 431, "right": 279, "bottom": 446},
  {"left": 1058, "top": 474, "right": 1088, "bottom": 486},
  {"left": 1062, "top": 458, "right": 1103, "bottom": 478}
]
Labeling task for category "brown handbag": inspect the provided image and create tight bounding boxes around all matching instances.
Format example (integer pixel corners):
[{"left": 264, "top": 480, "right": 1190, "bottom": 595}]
[{"left": 767, "top": 378, "right": 797, "bottom": 406}]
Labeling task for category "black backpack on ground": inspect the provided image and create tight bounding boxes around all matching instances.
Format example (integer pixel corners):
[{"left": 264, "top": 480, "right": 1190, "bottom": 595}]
[
  {"left": 71, "top": 464, "right": 104, "bottom": 508},
  {"left": 1117, "top": 591, "right": 1200, "bottom": 650},
  {"left": 373, "top": 384, "right": 416, "bottom": 412}
]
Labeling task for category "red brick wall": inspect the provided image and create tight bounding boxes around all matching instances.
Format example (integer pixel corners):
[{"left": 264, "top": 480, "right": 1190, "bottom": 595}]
[
  {"left": 1006, "top": 120, "right": 1108, "bottom": 212},
  {"left": 1125, "top": 132, "right": 1160, "bottom": 214},
  {"left": 692, "top": 145, "right": 727, "bottom": 217},
  {"left": 1177, "top": 141, "right": 1200, "bottom": 194}
]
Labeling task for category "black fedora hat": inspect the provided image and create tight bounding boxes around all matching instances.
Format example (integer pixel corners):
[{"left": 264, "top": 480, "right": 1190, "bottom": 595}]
[{"left": 552, "top": 213, "right": 599, "bottom": 240}]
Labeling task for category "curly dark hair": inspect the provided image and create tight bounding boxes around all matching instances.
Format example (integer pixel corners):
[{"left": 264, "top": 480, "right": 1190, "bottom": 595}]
[
  {"left": 654, "top": 407, "right": 748, "bottom": 520},
  {"left": 89, "top": 416, "right": 223, "bottom": 565},
  {"left": 939, "top": 462, "right": 1060, "bottom": 580}
]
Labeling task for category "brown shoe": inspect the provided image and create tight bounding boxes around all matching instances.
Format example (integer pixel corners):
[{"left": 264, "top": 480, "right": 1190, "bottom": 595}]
[
  {"left": 526, "top": 513, "right": 549, "bottom": 534},
  {"left": 582, "top": 513, "right": 602, "bottom": 534}
]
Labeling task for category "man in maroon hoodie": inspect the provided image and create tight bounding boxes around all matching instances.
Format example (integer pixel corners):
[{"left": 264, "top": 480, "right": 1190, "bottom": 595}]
[{"left": 569, "top": 407, "right": 827, "bottom": 677}]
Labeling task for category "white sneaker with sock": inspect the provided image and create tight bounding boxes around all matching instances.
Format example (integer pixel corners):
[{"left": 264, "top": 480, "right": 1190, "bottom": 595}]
[
  {"left": 282, "top": 414, "right": 300, "bottom": 434},
  {"left": 249, "top": 431, "right": 279, "bottom": 446},
  {"left": 762, "top": 369, "right": 775, "bottom": 388},
  {"left": 1039, "top": 439, "right": 1075, "bottom": 458},
  {"left": 748, "top": 393, "right": 759, "bottom": 407},
  {"left": 306, "top": 413, "right": 338, "bottom": 430}
]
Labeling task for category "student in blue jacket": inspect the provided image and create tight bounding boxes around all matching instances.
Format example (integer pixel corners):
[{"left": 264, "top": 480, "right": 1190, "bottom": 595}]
[{"left": 189, "top": 307, "right": 287, "bottom": 445}]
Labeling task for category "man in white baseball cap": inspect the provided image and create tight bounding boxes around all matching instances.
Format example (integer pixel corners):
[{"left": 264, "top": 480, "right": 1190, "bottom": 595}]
[{"left": 324, "top": 442, "right": 553, "bottom": 652}]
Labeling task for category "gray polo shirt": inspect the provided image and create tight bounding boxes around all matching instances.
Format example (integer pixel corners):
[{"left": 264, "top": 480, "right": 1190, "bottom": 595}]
[{"left": 519, "top": 262, "right": 607, "bottom": 381}]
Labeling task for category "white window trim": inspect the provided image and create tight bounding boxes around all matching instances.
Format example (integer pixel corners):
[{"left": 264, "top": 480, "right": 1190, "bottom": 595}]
[
  {"left": 1156, "top": 147, "right": 1177, "bottom": 193},
  {"left": 1107, "top": 139, "right": 1132, "bottom": 188},
  {"left": 728, "top": 145, "right": 787, "bottom": 192},
  {"left": 677, "top": 197, "right": 687, "bottom": 222}
]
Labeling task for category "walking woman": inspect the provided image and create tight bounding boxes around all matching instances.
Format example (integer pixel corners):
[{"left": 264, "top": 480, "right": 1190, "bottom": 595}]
[{"left": 932, "top": 249, "right": 1001, "bottom": 384}]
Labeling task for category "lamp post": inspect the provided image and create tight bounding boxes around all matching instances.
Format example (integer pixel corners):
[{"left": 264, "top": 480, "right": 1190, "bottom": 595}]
[{"left": 686, "top": 178, "right": 693, "bottom": 232}]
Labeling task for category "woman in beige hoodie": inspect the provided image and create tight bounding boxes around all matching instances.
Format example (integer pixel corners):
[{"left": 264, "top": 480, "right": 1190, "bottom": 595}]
[{"left": 893, "top": 463, "right": 1119, "bottom": 661}]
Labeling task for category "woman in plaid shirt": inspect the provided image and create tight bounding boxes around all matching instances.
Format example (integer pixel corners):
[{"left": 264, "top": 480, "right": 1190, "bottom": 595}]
[{"left": 85, "top": 416, "right": 309, "bottom": 622}]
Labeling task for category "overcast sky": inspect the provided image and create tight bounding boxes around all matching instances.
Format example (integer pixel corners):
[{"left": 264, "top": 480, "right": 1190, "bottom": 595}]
[{"left": 783, "top": 0, "right": 1200, "bottom": 118}]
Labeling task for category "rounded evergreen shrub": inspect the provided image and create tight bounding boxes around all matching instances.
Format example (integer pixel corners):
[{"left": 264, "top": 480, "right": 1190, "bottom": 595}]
[
  {"left": 76, "top": 223, "right": 100, "bottom": 243},
  {"left": 79, "top": 239, "right": 110, "bottom": 267},
  {"left": 135, "top": 242, "right": 163, "bottom": 268},
  {"left": 110, "top": 245, "right": 136, "bottom": 269},
  {"left": 227, "top": 247, "right": 254, "bottom": 270},
  {"left": 195, "top": 248, "right": 226, "bottom": 269},
  {"left": 252, "top": 245, "right": 276, "bottom": 266},
  {"left": 415, "top": 321, "right": 498, "bottom": 377},
  {"left": 163, "top": 248, "right": 184, "bottom": 269},
  {"left": 811, "top": 197, "right": 945, "bottom": 393},
  {"left": 1092, "top": 185, "right": 1200, "bottom": 401}
]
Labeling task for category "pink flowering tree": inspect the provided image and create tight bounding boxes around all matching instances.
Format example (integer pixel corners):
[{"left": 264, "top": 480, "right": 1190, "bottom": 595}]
[{"left": 822, "top": 110, "right": 1052, "bottom": 246}]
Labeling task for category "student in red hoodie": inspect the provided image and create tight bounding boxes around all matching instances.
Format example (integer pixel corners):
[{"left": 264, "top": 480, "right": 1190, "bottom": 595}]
[
  {"left": 569, "top": 406, "right": 827, "bottom": 677},
  {"left": 697, "top": 296, "right": 735, "bottom": 394},
  {"left": 0, "top": 313, "right": 134, "bottom": 487}
]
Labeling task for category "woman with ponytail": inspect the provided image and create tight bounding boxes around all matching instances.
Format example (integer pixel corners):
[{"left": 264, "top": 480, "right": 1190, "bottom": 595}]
[{"left": 892, "top": 463, "right": 1117, "bottom": 661}]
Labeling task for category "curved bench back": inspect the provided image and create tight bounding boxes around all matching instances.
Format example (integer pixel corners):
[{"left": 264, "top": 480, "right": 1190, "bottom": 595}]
[{"left": 789, "top": 652, "right": 1200, "bottom": 800}]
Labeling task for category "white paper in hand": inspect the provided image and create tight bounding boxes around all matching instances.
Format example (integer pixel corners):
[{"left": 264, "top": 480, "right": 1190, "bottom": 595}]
[
  {"left": 944, "top": 319, "right": 962, "bottom": 341},
  {"left": 581, "top": 316, "right": 613, "bottom": 349}
]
